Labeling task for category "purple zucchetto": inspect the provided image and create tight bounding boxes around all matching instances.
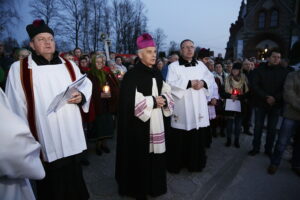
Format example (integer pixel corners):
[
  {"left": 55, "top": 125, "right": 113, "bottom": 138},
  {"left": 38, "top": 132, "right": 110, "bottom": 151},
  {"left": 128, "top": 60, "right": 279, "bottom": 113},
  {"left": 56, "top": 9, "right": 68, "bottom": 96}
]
[
  {"left": 136, "top": 33, "right": 156, "bottom": 50},
  {"left": 26, "top": 19, "right": 54, "bottom": 40}
]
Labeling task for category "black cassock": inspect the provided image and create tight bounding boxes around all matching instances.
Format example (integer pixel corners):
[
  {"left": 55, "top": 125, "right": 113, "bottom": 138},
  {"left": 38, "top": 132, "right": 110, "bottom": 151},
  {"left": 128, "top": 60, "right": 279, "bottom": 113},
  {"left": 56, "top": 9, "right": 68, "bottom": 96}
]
[{"left": 115, "top": 62, "right": 167, "bottom": 199}]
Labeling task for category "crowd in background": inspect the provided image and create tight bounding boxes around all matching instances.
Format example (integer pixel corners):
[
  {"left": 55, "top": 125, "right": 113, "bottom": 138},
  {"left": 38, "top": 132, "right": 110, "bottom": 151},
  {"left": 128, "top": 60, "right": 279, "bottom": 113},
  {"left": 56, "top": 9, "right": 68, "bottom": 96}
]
[{"left": 1, "top": 39, "right": 300, "bottom": 176}]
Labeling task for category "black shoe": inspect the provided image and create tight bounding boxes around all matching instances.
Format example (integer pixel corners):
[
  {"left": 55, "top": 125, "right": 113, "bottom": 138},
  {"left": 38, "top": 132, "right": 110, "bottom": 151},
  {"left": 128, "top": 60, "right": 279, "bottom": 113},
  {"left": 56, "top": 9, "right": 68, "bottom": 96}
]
[
  {"left": 234, "top": 140, "right": 240, "bottom": 148},
  {"left": 80, "top": 158, "right": 90, "bottom": 166},
  {"left": 101, "top": 145, "right": 110, "bottom": 153},
  {"left": 267, "top": 165, "right": 277, "bottom": 175},
  {"left": 225, "top": 139, "right": 231, "bottom": 147},
  {"left": 248, "top": 150, "right": 259, "bottom": 156},
  {"left": 96, "top": 148, "right": 102, "bottom": 156}
]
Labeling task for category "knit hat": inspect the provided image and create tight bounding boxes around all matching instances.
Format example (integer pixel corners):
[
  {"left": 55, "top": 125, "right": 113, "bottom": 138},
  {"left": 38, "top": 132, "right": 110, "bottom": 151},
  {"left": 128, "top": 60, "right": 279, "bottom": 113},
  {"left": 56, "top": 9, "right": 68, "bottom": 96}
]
[
  {"left": 136, "top": 33, "right": 156, "bottom": 50},
  {"left": 26, "top": 19, "right": 54, "bottom": 40},
  {"left": 232, "top": 62, "right": 242, "bottom": 70}
]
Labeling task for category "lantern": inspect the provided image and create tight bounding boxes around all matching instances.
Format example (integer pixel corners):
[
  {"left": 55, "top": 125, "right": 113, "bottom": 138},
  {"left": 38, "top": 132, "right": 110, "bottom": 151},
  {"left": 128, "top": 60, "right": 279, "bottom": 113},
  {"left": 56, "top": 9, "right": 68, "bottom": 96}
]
[{"left": 102, "top": 82, "right": 110, "bottom": 93}]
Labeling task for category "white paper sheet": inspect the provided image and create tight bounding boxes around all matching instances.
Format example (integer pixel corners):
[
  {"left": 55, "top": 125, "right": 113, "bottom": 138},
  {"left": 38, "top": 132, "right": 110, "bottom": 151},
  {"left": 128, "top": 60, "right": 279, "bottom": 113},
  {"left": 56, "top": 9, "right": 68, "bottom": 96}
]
[
  {"left": 47, "top": 74, "right": 87, "bottom": 115},
  {"left": 225, "top": 99, "right": 241, "bottom": 112}
]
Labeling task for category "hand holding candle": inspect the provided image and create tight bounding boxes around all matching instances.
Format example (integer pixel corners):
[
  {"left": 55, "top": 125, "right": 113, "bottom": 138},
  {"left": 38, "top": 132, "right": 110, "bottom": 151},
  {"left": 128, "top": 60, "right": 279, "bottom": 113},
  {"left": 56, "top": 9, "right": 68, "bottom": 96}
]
[
  {"left": 231, "top": 88, "right": 240, "bottom": 101},
  {"left": 232, "top": 88, "right": 240, "bottom": 95}
]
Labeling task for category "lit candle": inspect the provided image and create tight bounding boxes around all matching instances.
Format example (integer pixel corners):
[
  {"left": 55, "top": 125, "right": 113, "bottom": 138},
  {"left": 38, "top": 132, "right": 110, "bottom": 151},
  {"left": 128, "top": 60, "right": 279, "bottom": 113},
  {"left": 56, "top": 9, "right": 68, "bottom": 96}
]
[
  {"left": 232, "top": 89, "right": 240, "bottom": 95},
  {"left": 103, "top": 83, "right": 110, "bottom": 93}
]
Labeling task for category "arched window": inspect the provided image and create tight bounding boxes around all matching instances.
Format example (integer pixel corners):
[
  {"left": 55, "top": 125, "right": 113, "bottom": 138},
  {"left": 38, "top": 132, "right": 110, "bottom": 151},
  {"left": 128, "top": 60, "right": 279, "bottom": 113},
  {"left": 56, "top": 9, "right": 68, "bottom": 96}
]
[
  {"left": 258, "top": 12, "right": 266, "bottom": 28},
  {"left": 270, "top": 10, "right": 279, "bottom": 27}
]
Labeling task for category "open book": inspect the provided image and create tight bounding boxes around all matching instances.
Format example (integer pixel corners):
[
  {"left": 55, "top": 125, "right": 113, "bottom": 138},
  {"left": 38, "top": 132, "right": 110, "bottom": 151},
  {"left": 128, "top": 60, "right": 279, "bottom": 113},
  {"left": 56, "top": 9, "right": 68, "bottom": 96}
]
[{"left": 47, "top": 74, "right": 87, "bottom": 115}]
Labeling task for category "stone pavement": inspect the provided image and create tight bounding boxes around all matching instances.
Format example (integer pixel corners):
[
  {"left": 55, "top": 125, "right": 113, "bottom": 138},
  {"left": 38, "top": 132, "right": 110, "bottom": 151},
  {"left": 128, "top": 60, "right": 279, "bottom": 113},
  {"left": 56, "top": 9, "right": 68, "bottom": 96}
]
[{"left": 82, "top": 133, "right": 300, "bottom": 200}]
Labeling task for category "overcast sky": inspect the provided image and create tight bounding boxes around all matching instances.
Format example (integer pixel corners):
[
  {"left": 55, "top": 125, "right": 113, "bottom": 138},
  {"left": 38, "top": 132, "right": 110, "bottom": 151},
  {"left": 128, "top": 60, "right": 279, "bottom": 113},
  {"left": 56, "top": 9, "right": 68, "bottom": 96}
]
[
  {"left": 12, "top": 0, "right": 243, "bottom": 56},
  {"left": 141, "top": 0, "right": 243, "bottom": 56}
]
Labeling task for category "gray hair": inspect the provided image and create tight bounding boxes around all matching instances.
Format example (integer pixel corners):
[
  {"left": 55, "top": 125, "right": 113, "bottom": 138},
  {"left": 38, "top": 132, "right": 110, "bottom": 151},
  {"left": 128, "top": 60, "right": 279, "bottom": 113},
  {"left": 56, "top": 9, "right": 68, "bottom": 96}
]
[{"left": 107, "top": 60, "right": 116, "bottom": 66}]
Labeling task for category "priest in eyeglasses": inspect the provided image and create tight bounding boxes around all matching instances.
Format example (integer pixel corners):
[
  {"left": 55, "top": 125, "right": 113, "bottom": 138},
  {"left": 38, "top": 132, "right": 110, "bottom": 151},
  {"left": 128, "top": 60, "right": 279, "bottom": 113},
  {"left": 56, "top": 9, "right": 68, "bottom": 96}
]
[{"left": 166, "top": 39, "right": 215, "bottom": 173}]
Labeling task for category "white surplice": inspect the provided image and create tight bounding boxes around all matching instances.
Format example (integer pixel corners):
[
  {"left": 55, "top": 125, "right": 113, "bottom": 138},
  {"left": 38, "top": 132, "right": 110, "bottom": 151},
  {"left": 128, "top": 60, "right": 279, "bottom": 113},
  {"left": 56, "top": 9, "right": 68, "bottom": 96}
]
[
  {"left": 0, "top": 89, "right": 45, "bottom": 200},
  {"left": 5, "top": 54, "right": 92, "bottom": 162},
  {"left": 134, "top": 80, "right": 174, "bottom": 153},
  {"left": 166, "top": 60, "right": 215, "bottom": 131}
]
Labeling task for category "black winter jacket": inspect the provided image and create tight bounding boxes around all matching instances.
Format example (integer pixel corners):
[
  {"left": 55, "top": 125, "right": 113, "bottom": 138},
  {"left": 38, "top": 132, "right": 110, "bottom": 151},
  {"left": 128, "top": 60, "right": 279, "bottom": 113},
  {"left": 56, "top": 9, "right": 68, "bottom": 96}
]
[{"left": 251, "top": 62, "right": 289, "bottom": 109}]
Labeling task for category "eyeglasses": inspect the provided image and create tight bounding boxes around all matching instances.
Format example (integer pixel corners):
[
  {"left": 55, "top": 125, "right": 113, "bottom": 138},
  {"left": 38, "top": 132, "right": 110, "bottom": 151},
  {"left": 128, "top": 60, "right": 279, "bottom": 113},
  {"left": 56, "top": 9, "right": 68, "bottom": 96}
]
[{"left": 34, "top": 38, "right": 55, "bottom": 43}]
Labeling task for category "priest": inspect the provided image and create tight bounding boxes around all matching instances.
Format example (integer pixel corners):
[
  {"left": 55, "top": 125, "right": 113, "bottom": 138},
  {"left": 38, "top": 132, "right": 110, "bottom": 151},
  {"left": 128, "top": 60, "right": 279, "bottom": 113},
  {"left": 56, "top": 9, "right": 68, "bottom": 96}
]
[
  {"left": 166, "top": 39, "right": 214, "bottom": 173},
  {"left": 115, "top": 33, "right": 174, "bottom": 200},
  {"left": 5, "top": 19, "right": 92, "bottom": 200},
  {"left": 0, "top": 88, "right": 45, "bottom": 200}
]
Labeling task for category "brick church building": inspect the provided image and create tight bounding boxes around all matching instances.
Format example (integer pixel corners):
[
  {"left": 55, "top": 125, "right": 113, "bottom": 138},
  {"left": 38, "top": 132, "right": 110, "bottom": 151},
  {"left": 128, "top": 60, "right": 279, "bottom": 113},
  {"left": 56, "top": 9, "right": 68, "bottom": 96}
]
[{"left": 225, "top": 0, "right": 300, "bottom": 60}]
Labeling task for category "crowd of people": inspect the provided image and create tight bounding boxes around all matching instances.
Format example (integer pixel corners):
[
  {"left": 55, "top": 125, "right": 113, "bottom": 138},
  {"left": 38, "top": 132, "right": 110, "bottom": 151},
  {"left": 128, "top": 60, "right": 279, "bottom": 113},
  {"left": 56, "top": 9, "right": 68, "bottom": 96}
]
[{"left": 0, "top": 19, "right": 300, "bottom": 200}]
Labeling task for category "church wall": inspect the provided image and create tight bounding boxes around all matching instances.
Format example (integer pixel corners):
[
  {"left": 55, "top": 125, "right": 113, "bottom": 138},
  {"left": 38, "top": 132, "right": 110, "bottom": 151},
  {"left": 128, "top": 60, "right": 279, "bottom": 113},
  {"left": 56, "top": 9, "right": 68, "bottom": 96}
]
[{"left": 226, "top": 0, "right": 300, "bottom": 59}]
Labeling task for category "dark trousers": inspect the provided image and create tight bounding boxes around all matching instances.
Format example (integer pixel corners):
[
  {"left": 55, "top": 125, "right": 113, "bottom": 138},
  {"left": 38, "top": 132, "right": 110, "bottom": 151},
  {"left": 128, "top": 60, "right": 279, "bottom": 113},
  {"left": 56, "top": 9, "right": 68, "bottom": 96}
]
[
  {"left": 271, "top": 118, "right": 300, "bottom": 168},
  {"left": 204, "top": 126, "right": 212, "bottom": 148},
  {"left": 243, "top": 100, "right": 253, "bottom": 133},
  {"left": 166, "top": 127, "right": 206, "bottom": 173},
  {"left": 36, "top": 155, "right": 89, "bottom": 200},
  {"left": 226, "top": 115, "right": 242, "bottom": 141},
  {"left": 252, "top": 107, "right": 280, "bottom": 153}
]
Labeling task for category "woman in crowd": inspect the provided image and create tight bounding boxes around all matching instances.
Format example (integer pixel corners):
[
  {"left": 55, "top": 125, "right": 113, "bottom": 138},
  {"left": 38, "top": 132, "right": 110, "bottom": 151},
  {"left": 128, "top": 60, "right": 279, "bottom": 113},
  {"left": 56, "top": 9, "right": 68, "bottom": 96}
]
[
  {"left": 155, "top": 58, "right": 164, "bottom": 71},
  {"left": 79, "top": 56, "right": 91, "bottom": 73},
  {"left": 222, "top": 62, "right": 249, "bottom": 148},
  {"left": 214, "top": 63, "right": 228, "bottom": 86},
  {"left": 82, "top": 54, "right": 91, "bottom": 65},
  {"left": 88, "top": 55, "right": 120, "bottom": 155},
  {"left": 212, "top": 62, "right": 227, "bottom": 137},
  {"left": 241, "top": 59, "right": 255, "bottom": 135}
]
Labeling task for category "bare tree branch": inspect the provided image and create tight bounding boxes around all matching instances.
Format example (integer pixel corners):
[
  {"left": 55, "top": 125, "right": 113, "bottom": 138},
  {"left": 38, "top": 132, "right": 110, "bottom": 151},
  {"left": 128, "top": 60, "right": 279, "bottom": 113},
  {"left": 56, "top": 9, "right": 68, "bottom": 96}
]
[
  {"left": 29, "top": 0, "right": 59, "bottom": 25},
  {"left": 111, "top": 0, "right": 147, "bottom": 53},
  {"left": 153, "top": 28, "right": 167, "bottom": 53},
  {"left": 58, "top": 0, "right": 83, "bottom": 48},
  {"left": 0, "top": 0, "right": 20, "bottom": 37},
  {"left": 168, "top": 41, "right": 179, "bottom": 56}
]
